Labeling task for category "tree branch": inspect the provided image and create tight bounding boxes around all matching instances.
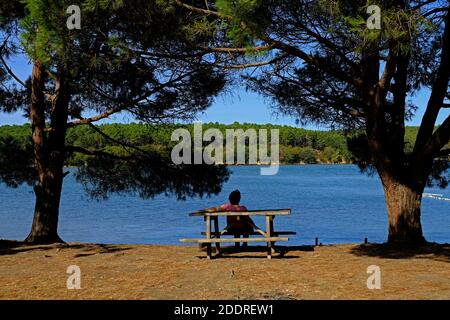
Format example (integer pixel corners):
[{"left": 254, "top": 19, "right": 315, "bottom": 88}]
[
  {"left": 424, "top": 114, "right": 450, "bottom": 158},
  {"left": 292, "top": 18, "right": 360, "bottom": 73},
  {"left": 198, "top": 44, "right": 274, "bottom": 53},
  {"left": 423, "top": 7, "right": 450, "bottom": 18},
  {"left": 222, "top": 54, "right": 288, "bottom": 69},
  {"left": 175, "top": 0, "right": 222, "bottom": 18},
  {"left": 175, "top": 0, "right": 366, "bottom": 90},
  {"left": 378, "top": 49, "right": 397, "bottom": 94},
  {"left": 68, "top": 107, "right": 123, "bottom": 127},
  {"left": 414, "top": 8, "right": 450, "bottom": 155},
  {"left": 0, "top": 51, "right": 27, "bottom": 88},
  {"left": 239, "top": 31, "right": 366, "bottom": 89},
  {"left": 84, "top": 122, "right": 149, "bottom": 156},
  {"left": 437, "top": 148, "right": 450, "bottom": 158},
  {"left": 65, "top": 145, "right": 133, "bottom": 161},
  {"left": 411, "top": 0, "right": 438, "bottom": 11}
]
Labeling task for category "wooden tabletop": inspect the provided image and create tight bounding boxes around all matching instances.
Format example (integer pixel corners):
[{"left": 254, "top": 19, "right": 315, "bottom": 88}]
[{"left": 189, "top": 209, "right": 291, "bottom": 217}]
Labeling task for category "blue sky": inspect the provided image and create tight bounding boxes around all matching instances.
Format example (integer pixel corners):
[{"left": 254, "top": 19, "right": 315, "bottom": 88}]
[{"left": 1, "top": 56, "right": 449, "bottom": 129}]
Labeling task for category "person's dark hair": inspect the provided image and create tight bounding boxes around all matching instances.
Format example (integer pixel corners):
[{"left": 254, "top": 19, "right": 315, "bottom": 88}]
[{"left": 229, "top": 190, "right": 241, "bottom": 205}]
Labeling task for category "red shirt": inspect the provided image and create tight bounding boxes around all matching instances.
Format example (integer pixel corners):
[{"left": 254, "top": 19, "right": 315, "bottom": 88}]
[
  {"left": 219, "top": 203, "right": 248, "bottom": 212},
  {"left": 219, "top": 203, "right": 252, "bottom": 229}
]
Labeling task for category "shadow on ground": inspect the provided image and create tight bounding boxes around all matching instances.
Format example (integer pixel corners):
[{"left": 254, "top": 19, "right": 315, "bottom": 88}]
[
  {"left": 196, "top": 245, "right": 314, "bottom": 259},
  {"left": 350, "top": 242, "right": 450, "bottom": 262},
  {"left": 0, "top": 240, "right": 130, "bottom": 257},
  {"left": 239, "top": 291, "right": 298, "bottom": 300}
]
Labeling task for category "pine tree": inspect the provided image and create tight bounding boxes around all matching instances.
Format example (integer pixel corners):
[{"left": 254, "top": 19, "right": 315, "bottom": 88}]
[
  {"left": 175, "top": 0, "right": 450, "bottom": 244},
  {"left": 0, "top": 0, "right": 229, "bottom": 243}
]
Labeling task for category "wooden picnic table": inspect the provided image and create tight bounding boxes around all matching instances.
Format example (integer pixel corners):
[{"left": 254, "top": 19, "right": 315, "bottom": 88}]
[{"left": 180, "top": 209, "right": 295, "bottom": 259}]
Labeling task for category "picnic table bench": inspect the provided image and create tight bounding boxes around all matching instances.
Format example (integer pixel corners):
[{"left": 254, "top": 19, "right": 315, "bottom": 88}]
[{"left": 180, "top": 209, "right": 295, "bottom": 259}]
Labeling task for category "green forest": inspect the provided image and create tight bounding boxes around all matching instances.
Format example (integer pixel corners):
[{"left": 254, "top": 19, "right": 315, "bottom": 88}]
[{"left": 0, "top": 123, "right": 423, "bottom": 165}]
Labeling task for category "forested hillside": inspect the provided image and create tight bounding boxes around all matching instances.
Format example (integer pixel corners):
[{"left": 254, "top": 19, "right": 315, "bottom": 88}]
[{"left": 0, "top": 123, "right": 426, "bottom": 165}]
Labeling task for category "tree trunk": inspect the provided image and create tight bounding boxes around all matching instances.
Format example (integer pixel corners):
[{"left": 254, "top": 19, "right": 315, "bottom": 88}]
[
  {"left": 25, "top": 170, "right": 65, "bottom": 244},
  {"left": 25, "top": 61, "right": 67, "bottom": 244},
  {"left": 382, "top": 178, "right": 426, "bottom": 244}
]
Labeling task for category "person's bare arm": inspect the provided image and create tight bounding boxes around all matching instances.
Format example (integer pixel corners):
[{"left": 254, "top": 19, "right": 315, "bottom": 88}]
[{"left": 193, "top": 206, "right": 223, "bottom": 213}]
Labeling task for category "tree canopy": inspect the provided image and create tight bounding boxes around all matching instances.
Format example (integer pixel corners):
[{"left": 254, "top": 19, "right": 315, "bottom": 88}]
[
  {"left": 0, "top": 0, "right": 230, "bottom": 243},
  {"left": 173, "top": 0, "right": 450, "bottom": 243}
]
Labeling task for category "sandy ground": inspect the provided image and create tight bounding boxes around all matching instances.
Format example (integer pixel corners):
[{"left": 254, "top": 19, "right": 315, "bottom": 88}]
[{"left": 1, "top": 240, "right": 450, "bottom": 300}]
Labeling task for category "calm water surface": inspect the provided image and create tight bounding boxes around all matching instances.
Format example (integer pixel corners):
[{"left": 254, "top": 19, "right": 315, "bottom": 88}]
[{"left": 1, "top": 165, "right": 449, "bottom": 245}]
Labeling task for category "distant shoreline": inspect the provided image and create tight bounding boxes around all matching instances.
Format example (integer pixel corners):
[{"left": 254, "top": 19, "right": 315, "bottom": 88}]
[
  {"left": 227, "top": 163, "right": 354, "bottom": 166},
  {"left": 64, "top": 163, "right": 355, "bottom": 169}
]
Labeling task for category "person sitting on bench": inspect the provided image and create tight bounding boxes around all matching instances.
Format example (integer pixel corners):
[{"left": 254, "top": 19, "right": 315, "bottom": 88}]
[{"left": 199, "top": 190, "right": 255, "bottom": 247}]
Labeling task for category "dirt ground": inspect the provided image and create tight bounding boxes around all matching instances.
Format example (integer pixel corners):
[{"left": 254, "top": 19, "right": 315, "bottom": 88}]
[{"left": 1, "top": 240, "right": 450, "bottom": 300}]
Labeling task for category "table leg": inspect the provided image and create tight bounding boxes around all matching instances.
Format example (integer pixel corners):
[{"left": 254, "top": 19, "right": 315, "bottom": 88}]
[
  {"left": 235, "top": 216, "right": 240, "bottom": 248},
  {"left": 266, "top": 215, "right": 274, "bottom": 259},
  {"left": 270, "top": 216, "right": 276, "bottom": 254},
  {"left": 206, "top": 216, "right": 212, "bottom": 259},
  {"left": 213, "top": 216, "right": 221, "bottom": 255},
  {"left": 199, "top": 217, "right": 206, "bottom": 251}
]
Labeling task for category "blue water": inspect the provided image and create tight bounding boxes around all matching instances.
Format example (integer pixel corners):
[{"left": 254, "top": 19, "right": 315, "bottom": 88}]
[{"left": 0, "top": 165, "right": 449, "bottom": 245}]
